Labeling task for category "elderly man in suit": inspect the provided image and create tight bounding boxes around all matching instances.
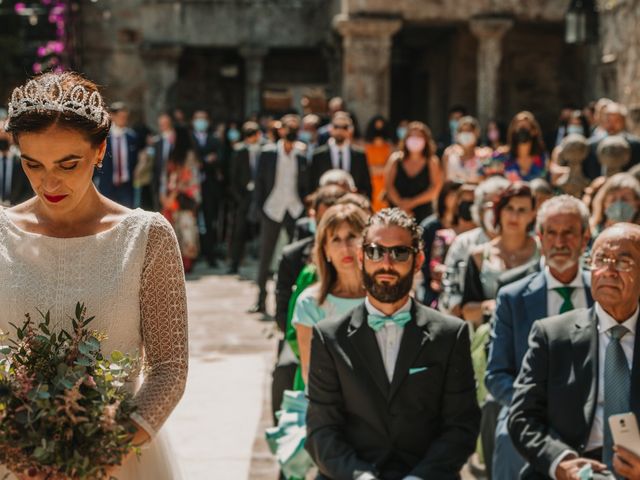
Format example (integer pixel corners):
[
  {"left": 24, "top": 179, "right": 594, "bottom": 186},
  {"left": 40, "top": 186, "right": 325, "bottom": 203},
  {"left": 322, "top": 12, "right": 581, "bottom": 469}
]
[
  {"left": 251, "top": 114, "right": 310, "bottom": 313},
  {"left": 509, "top": 223, "right": 640, "bottom": 479},
  {"left": 309, "top": 111, "right": 372, "bottom": 198},
  {"left": 98, "top": 102, "right": 139, "bottom": 207},
  {"left": 486, "top": 195, "right": 594, "bottom": 480},
  {"left": 306, "top": 208, "right": 480, "bottom": 480}
]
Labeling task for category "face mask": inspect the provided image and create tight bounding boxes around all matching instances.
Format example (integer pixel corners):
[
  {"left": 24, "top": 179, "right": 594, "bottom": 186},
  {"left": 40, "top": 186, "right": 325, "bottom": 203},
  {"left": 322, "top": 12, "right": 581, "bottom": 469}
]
[
  {"left": 458, "top": 201, "right": 474, "bottom": 222},
  {"left": 308, "top": 219, "right": 317, "bottom": 235},
  {"left": 566, "top": 125, "right": 584, "bottom": 136},
  {"left": 145, "top": 146, "right": 155, "bottom": 157},
  {"left": 457, "top": 132, "right": 476, "bottom": 147},
  {"left": 227, "top": 128, "right": 241, "bottom": 143},
  {"left": 193, "top": 119, "right": 209, "bottom": 133},
  {"left": 482, "top": 209, "right": 496, "bottom": 234},
  {"left": 488, "top": 129, "right": 500, "bottom": 142},
  {"left": 449, "top": 119, "right": 459, "bottom": 135},
  {"left": 396, "top": 126, "right": 407, "bottom": 140},
  {"left": 405, "top": 135, "right": 426, "bottom": 153},
  {"left": 605, "top": 200, "right": 638, "bottom": 223},
  {"left": 515, "top": 128, "right": 532, "bottom": 144},
  {"left": 298, "top": 131, "right": 312, "bottom": 143},
  {"left": 0, "top": 139, "right": 9, "bottom": 151},
  {"left": 285, "top": 129, "right": 299, "bottom": 143}
]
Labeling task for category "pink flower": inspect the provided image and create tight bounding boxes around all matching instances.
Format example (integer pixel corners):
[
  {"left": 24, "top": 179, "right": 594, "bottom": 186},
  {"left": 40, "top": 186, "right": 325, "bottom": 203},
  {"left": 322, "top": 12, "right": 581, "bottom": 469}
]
[{"left": 14, "top": 3, "right": 26, "bottom": 14}]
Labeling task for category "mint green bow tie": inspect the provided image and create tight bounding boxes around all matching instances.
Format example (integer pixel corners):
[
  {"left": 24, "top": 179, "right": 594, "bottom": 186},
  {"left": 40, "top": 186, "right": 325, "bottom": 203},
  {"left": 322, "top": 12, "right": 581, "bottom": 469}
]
[{"left": 367, "top": 311, "right": 412, "bottom": 332}]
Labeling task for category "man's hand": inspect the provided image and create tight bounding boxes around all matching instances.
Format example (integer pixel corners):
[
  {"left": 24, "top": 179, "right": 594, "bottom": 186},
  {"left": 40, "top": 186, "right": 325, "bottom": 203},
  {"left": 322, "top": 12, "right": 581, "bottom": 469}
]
[
  {"left": 613, "top": 445, "right": 640, "bottom": 479},
  {"left": 555, "top": 456, "right": 606, "bottom": 480}
]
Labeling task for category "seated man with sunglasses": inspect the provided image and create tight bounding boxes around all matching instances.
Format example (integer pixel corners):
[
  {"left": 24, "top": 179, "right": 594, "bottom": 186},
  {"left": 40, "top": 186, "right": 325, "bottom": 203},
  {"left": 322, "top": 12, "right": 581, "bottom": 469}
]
[
  {"left": 509, "top": 223, "right": 640, "bottom": 480},
  {"left": 305, "top": 208, "right": 480, "bottom": 480}
]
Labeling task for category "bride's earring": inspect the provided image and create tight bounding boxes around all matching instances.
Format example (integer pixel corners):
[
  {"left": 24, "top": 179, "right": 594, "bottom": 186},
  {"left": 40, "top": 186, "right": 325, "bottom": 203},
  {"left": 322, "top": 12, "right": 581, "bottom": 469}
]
[
  {"left": 326, "top": 256, "right": 332, "bottom": 263},
  {"left": 96, "top": 161, "right": 103, "bottom": 170}
]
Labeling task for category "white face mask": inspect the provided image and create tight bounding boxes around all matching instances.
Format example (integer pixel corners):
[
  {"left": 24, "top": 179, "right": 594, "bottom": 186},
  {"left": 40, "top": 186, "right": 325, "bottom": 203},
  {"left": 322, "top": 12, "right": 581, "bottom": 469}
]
[
  {"left": 405, "top": 135, "right": 426, "bottom": 153},
  {"left": 457, "top": 131, "right": 476, "bottom": 147},
  {"left": 566, "top": 125, "right": 584, "bottom": 136}
]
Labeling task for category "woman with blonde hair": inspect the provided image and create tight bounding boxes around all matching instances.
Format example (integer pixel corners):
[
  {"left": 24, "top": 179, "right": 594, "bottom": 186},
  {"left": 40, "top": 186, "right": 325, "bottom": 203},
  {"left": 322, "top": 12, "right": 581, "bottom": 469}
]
[
  {"left": 293, "top": 203, "right": 368, "bottom": 383},
  {"left": 384, "top": 121, "right": 443, "bottom": 223}
]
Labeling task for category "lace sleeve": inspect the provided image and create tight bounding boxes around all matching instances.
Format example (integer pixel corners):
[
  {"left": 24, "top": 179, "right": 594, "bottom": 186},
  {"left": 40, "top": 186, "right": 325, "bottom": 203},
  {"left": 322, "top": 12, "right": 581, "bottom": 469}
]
[{"left": 132, "top": 213, "right": 189, "bottom": 437}]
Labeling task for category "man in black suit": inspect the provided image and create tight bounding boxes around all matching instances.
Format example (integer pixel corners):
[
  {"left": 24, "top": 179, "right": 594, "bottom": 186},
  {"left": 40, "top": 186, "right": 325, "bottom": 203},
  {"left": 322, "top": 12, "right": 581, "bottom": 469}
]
[
  {"left": 98, "top": 102, "right": 139, "bottom": 207},
  {"left": 191, "top": 110, "right": 223, "bottom": 266},
  {"left": 0, "top": 131, "right": 31, "bottom": 205},
  {"left": 229, "top": 121, "right": 262, "bottom": 274},
  {"left": 584, "top": 102, "right": 640, "bottom": 180},
  {"left": 509, "top": 223, "right": 640, "bottom": 479},
  {"left": 309, "top": 111, "right": 372, "bottom": 198},
  {"left": 252, "top": 115, "right": 310, "bottom": 313},
  {"left": 306, "top": 208, "right": 480, "bottom": 480},
  {"left": 152, "top": 113, "right": 175, "bottom": 212}
]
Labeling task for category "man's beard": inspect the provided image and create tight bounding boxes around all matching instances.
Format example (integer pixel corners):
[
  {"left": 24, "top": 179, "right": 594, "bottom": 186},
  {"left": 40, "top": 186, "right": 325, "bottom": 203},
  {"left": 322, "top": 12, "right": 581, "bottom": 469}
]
[
  {"left": 362, "top": 264, "right": 414, "bottom": 304},
  {"left": 545, "top": 247, "right": 579, "bottom": 273}
]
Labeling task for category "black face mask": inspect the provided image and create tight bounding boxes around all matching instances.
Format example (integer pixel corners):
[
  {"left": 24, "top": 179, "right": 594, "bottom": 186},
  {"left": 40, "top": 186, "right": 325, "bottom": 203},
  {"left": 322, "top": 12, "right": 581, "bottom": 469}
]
[
  {"left": 514, "top": 128, "right": 532, "bottom": 144},
  {"left": 285, "top": 129, "right": 299, "bottom": 142},
  {"left": 457, "top": 201, "right": 474, "bottom": 222},
  {"left": 0, "top": 139, "right": 9, "bottom": 152}
]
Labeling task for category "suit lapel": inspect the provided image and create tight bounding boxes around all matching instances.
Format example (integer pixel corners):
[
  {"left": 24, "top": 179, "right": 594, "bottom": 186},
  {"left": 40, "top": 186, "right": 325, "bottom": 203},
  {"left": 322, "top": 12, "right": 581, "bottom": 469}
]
[
  {"left": 388, "top": 303, "right": 432, "bottom": 402},
  {"left": 523, "top": 272, "right": 548, "bottom": 327},
  {"left": 347, "top": 305, "right": 390, "bottom": 397},
  {"left": 582, "top": 271, "right": 594, "bottom": 307},
  {"left": 630, "top": 317, "right": 640, "bottom": 419},
  {"left": 571, "top": 307, "right": 598, "bottom": 434}
]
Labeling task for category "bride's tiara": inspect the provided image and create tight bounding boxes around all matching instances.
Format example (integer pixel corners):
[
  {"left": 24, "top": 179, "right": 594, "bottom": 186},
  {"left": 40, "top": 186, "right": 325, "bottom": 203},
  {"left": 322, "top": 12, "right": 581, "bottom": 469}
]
[{"left": 5, "top": 73, "right": 110, "bottom": 131}]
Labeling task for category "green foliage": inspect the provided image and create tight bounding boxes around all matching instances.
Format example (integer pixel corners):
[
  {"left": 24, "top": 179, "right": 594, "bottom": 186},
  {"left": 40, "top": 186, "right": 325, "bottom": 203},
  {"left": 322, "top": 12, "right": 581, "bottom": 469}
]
[{"left": 0, "top": 303, "right": 139, "bottom": 479}]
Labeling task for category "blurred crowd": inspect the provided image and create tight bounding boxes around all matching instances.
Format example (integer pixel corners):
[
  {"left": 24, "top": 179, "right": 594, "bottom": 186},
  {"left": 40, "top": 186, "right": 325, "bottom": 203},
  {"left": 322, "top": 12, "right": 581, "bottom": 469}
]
[{"left": 2, "top": 95, "right": 640, "bottom": 479}]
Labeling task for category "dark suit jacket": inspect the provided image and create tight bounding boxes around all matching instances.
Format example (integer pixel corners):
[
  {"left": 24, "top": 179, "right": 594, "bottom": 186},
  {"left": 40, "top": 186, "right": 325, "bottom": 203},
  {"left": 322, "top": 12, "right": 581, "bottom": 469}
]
[
  {"left": 254, "top": 143, "right": 310, "bottom": 215},
  {"left": 275, "top": 236, "right": 314, "bottom": 333},
  {"left": 306, "top": 302, "right": 480, "bottom": 480},
  {"left": 309, "top": 145, "right": 372, "bottom": 198},
  {"left": 583, "top": 131, "right": 640, "bottom": 180},
  {"left": 486, "top": 270, "right": 594, "bottom": 408},
  {"left": 2, "top": 153, "right": 32, "bottom": 205},
  {"left": 192, "top": 132, "right": 222, "bottom": 185},
  {"left": 496, "top": 260, "right": 542, "bottom": 291},
  {"left": 229, "top": 145, "right": 254, "bottom": 208},
  {"left": 100, "top": 130, "right": 139, "bottom": 196},
  {"left": 508, "top": 307, "right": 640, "bottom": 479}
]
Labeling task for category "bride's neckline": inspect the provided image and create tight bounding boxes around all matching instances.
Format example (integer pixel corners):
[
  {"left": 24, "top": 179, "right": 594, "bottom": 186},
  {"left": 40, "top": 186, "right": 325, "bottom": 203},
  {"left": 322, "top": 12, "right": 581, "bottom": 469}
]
[{"left": 0, "top": 207, "right": 143, "bottom": 240}]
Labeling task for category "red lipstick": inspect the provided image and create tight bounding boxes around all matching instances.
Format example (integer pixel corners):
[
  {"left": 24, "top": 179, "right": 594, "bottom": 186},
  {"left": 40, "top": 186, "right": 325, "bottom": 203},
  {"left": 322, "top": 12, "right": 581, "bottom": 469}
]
[{"left": 43, "top": 194, "right": 68, "bottom": 203}]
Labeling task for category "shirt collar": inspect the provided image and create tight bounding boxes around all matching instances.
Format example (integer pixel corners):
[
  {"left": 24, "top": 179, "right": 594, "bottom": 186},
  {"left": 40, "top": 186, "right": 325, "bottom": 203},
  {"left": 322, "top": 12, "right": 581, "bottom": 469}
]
[
  {"left": 595, "top": 302, "right": 639, "bottom": 335},
  {"left": 364, "top": 296, "right": 412, "bottom": 317},
  {"left": 328, "top": 137, "right": 349, "bottom": 151},
  {"left": 545, "top": 266, "right": 584, "bottom": 290},
  {"left": 277, "top": 139, "right": 296, "bottom": 160},
  {"left": 111, "top": 125, "right": 126, "bottom": 137}
]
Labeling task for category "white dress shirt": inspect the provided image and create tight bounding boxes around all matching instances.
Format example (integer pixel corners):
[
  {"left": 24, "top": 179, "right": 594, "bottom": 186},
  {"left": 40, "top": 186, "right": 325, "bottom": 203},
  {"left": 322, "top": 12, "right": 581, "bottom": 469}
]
[
  {"left": 364, "top": 296, "right": 412, "bottom": 382},
  {"left": 110, "top": 126, "right": 130, "bottom": 184},
  {"left": 549, "top": 302, "right": 639, "bottom": 478},
  {"left": 544, "top": 267, "right": 588, "bottom": 317},
  {"left": 263, "top": 140, "right": 304, "bottom": 222},
  {"left": 328, "top": 137, "right": 351, "bottom": 172}
]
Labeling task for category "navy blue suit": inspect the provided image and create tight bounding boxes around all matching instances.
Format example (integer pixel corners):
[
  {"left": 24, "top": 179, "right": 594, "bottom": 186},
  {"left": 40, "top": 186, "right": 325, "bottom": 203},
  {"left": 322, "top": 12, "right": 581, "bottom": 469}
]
[
  {"left": 98, "top": 130, "right": 139, "bottom": 208},
  {"left": 486, "top": 270, "right": 593, "bottom": 480}
]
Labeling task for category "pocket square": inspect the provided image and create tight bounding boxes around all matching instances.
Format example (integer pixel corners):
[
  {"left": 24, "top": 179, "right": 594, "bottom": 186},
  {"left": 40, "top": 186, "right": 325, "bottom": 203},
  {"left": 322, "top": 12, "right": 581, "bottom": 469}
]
[{"left": 409, "top": 367, "right": 428, "bottom": 375}]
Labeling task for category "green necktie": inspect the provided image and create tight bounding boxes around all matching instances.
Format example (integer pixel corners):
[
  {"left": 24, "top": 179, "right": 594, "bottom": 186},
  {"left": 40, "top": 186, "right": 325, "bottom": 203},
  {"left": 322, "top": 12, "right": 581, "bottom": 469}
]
[
  {"left": 367, "top": 311, "right": 412, "bottom": 332},
  {"left": 554, "top": 286, "right": 575, "bottom": 314}
]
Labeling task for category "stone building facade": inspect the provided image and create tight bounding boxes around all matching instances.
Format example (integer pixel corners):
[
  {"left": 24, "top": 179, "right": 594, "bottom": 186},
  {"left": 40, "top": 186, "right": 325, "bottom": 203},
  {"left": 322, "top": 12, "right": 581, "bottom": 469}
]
[{"left": 74, "top": 0, "right": 607, "bottom": 137}]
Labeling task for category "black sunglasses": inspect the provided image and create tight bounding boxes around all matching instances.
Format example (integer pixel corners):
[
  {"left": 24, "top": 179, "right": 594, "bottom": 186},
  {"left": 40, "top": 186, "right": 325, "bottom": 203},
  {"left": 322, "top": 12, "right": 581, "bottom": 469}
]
[
  {"left": 332, "top": 124, "right": 349, "bottom": 130},
  {"left": 363, "top": 243, "right": 416, "bottom": 263}
]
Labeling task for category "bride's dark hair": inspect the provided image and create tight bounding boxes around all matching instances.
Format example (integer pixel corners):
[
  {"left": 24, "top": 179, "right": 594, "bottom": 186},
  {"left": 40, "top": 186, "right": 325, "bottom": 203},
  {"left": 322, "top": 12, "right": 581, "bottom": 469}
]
[{"left": 6, "top": 71, "right": 111, "bottom": 147}]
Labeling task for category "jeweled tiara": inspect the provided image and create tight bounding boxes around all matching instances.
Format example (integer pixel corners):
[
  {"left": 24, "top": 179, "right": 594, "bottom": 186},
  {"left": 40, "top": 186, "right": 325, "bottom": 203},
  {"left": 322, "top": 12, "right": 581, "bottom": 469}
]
[{"left": 5, "top": 73, "right": 110, "bottom": 131}]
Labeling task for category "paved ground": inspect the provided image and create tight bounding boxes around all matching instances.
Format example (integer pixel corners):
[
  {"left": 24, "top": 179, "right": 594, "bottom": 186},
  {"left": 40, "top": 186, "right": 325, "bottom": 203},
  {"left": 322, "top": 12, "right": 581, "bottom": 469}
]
[{"left": 162, "top": 261, "right": 482, "bottom": 480}]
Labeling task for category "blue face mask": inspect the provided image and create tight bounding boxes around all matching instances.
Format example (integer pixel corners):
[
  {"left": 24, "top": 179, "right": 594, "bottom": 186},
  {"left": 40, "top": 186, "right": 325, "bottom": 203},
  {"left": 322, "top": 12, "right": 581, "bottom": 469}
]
[
  {"left": 449, "top": 119, "right": 459, "bottom": 136},
  {"left": 566, "top": 125, "right": 584, "bottom": 136},
  {"left": 193, "top": 119, "right": 209, "bottom": 133},
  {"left": 227, "top": 128, "right": 241, "bottom": 143},
  {"left": 605, "top": 200, "right": 638, "bottom": 223},
  {"left": 396, "top": 126, "right": 407, "bottom": 140},
  {"left": 308, "top": 219, "right": 316, "bottom": 234},
  {"left": 298, "top": 131, "right": 313, "bottom": 144}
]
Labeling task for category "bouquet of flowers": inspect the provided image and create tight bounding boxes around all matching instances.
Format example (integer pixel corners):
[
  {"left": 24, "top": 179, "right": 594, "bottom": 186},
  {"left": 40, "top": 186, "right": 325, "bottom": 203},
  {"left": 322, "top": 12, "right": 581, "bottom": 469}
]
[{"left": 0, "top": 303, "right": 139, "bottom": 479}]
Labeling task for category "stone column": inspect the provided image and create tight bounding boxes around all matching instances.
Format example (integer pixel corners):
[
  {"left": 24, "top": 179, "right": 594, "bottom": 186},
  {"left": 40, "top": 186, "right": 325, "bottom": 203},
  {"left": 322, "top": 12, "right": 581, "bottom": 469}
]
[
  {"left": 470, "top": 17, "right": 513, "bottom": 127},
  {"left": 240, "top": 46, "right": 268, "bottom": 118},
  {"left": 141, "top": 43, "right": 182, "bottom": 127},
  {"left": 334, "top": 14, "right": 402, "bottom": 126}
]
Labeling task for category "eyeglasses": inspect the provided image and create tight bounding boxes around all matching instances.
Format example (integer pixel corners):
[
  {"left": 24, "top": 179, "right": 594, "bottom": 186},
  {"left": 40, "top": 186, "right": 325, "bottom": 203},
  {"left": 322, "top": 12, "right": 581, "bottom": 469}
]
[
  {"left": 332, "top": 124, "right": 349, "bottom": 130},
  {"left": 586, "top": 254, "right": 636, "bottom": 273},
  {"left": 363, "top": 243, "right": 416, "bottom": 263}
]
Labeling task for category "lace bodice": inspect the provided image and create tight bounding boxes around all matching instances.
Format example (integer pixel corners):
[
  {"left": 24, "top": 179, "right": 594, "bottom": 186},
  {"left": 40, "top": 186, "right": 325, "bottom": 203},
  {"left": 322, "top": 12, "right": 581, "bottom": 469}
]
[{"left": 0, "top": 208, "right": 188, "bottom": 436}]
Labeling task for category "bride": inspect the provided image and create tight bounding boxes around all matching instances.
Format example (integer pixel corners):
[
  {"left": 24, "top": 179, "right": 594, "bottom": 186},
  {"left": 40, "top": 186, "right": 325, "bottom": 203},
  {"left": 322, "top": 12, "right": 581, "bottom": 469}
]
[{"left": 0, "top": 72, "right": 187, "bottom": 479}]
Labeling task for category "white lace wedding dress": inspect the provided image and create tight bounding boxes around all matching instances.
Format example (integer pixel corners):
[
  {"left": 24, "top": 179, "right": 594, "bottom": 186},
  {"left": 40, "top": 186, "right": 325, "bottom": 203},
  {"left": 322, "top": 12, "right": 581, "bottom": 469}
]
[{"left": 0, "top": 207, "right": 188, "bottom": 480}]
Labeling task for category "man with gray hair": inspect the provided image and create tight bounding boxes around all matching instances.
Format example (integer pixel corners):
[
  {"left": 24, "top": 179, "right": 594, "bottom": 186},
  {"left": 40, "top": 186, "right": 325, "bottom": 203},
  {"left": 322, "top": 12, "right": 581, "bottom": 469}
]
[{"left": 486, "top": 194, "right": 594, "bottom": 480}]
